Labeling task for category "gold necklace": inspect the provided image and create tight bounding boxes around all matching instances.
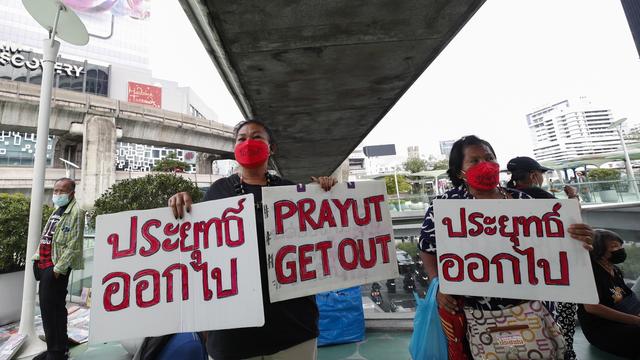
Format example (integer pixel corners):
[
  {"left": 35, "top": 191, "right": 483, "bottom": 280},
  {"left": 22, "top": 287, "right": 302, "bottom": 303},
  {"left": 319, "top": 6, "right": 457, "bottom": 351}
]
[{"left": 497, "top": 186, "right": 509, "bottom": 199}]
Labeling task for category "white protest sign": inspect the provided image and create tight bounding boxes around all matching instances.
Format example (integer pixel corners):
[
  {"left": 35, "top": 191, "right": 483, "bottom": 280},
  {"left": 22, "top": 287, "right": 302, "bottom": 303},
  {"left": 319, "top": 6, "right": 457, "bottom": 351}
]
[
  {"left": 262, "top": 181, "right": 399, "bottom": 302},
  {"left": 90, "top": 195, "right": 264, "bottom": 344},
  {"left": 434, "top": 199, "right": 598, "bottom": 304}
]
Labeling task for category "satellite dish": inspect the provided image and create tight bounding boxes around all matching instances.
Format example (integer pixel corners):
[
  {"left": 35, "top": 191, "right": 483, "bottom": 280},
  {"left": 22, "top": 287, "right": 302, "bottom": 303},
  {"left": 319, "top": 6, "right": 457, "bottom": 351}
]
[{"left": 22, "top": 0, "right": 89, "bottom": 46}]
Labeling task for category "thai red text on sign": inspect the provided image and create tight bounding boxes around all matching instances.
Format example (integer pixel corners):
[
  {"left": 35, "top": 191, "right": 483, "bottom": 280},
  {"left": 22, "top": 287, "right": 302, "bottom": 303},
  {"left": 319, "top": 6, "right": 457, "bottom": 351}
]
[
  {"left": 434, "top": 199, "right": 598, "bottom": 303},
  {"left": 262, "top": 181, "right": 399, "bottom": 302},
  {"left": 89, "top": 195, "right": 264, "bottom": 343}
]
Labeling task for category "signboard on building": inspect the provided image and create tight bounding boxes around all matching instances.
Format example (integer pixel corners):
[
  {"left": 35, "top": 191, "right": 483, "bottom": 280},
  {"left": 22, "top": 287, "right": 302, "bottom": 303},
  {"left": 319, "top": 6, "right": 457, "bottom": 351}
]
[
  {"left": 128, "top": 81, "right": 162, "bottom": 108},
  {"left": 90, "top": 195, "right": 265, "bottom": 343},
  {"left": 362, "top": 144, "right": 396, "bottom": 157},
  {"left": 433, "top": 199, "right": 598, "bottom": 304},
  {"left": 0, "top": 42, "right": 84, "bottom": 77},
  {"left": 262, "top": 181, "right": 399, "bottom": 302}
]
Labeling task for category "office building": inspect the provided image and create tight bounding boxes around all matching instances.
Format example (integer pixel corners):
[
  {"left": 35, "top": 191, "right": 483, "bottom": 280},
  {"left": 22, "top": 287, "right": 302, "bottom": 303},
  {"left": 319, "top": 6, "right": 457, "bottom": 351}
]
[
  {"left": 526, "top": 98, "right": 620, "bottom": 162},
  {"left": 407, "top": 145, "right": 420, "bottom": 159}
]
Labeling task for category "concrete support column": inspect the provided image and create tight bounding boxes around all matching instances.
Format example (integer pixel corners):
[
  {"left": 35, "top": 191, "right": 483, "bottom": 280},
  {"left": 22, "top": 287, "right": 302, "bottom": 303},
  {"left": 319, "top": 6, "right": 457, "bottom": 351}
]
[
  {"left": 196, "top": 153, "right": 220, "bottom": 174},
  {"left": 331, "top": 158, "right": 350, "bottom": 182},
  {"left": 79, "top": 115, "right": 116, "bottom": 210}
]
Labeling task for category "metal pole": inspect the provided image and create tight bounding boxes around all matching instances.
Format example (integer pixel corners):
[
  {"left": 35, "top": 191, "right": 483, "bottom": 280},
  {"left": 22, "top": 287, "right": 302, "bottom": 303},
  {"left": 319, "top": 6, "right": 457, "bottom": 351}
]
[
  {"left": 394, "top": 170, "right": 402, "bottom": 211},
  {"left": 17, "top": 37, "right": 60, "bottom": 353},
  {"left": 616, "top": 126, "right": 640, "bottom": 200}
]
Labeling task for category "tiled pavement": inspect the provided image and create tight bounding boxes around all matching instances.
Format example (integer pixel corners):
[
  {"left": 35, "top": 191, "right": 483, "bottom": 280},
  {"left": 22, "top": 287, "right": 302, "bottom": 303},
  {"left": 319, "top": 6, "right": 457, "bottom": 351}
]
[{"left": 68, "top": 327, "right": 625, "bottom": 360}]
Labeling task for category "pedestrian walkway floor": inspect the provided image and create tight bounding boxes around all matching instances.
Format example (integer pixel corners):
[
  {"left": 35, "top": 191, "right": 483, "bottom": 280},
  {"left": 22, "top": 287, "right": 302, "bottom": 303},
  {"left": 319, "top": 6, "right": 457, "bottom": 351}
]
[{"left": 67, "top": 327, "right": 624, "bottom": 360}]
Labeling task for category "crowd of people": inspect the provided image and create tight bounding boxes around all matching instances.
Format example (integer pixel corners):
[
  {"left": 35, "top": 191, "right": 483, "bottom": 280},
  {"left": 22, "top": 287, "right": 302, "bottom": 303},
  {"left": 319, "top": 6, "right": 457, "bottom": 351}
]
[{"left": 29, "top": 121, "right": 639, "bottom": 360}]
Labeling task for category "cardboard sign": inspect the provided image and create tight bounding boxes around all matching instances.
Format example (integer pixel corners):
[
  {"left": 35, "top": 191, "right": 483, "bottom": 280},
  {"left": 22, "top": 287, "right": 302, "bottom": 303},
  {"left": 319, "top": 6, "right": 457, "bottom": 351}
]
[
  {"left": 262, "top": 181, "right": 399, "bottom": 302},
  {"left": 434, "top": 199, "right": 598, "bottom": 304},
  {"left": 90, "top": 195, "right": 264, "bottom": 343}
]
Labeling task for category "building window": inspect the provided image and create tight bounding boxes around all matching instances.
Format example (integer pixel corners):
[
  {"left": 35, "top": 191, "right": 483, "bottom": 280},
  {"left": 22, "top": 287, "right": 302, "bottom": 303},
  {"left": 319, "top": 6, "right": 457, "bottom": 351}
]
[{"left": 85, "top": 68, "right": 109, "bottom": 96}]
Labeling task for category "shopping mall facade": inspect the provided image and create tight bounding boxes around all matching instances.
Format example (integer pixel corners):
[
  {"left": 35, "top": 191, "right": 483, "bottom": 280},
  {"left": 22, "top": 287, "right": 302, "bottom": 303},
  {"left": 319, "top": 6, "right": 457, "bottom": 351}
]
[{"left": 0, "top": 0, "right": 219, "bottom": 173}]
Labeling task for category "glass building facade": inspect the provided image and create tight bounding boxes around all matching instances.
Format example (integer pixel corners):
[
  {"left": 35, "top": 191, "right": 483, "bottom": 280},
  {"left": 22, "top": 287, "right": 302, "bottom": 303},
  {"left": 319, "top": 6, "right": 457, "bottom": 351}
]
[
  {"left": 0, "top": 131, "right": 54, "bottom": 166},
  {"left": 0, "top": 45, "right": 111, "bottom": 97}
]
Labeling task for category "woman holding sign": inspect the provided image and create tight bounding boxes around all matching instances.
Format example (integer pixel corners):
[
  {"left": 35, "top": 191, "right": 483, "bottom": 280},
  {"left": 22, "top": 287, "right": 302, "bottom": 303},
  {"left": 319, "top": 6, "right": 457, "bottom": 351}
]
[
  {"left": 169, "top": 119, "right": 335, "bottom": 360},
  {"left": 417, "top": 135, "right": 593, "bottom": 360}
]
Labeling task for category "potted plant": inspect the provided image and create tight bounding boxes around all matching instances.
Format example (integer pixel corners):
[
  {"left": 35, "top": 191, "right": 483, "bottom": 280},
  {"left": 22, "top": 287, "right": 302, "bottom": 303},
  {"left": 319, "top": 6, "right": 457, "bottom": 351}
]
[
  {"left": 587, "top": 168, "right": 621, "bottom": 203},
  {"left": 0, "top": 193, "right": 52, "bottom": 325}
]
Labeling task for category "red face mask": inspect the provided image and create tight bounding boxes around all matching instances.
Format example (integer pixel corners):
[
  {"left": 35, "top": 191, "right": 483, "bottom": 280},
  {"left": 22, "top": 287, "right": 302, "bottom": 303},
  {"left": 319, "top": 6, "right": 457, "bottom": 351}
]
[
  {"left": 464, "top": 161, "right": 500, "bottom": 191},
  {"left": 234, "top": 139, "right": 270, "bottom": 168}
]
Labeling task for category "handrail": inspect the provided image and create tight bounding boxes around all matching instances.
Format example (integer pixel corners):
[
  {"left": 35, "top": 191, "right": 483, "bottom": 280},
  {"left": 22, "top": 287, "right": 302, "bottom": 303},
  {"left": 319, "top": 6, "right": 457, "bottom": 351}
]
[{"left": 386, "top": 179, "right": 640, "bottom": 213}]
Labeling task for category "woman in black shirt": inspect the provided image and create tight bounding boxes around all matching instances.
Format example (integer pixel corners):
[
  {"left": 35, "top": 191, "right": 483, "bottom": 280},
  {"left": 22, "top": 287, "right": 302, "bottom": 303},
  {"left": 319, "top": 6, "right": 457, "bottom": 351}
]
[
  {"left": 578, "top": 229, "right": 640, "bottom": 359},
  {"left": 169, "top": 119, "right": 336, "bottom": 360}
]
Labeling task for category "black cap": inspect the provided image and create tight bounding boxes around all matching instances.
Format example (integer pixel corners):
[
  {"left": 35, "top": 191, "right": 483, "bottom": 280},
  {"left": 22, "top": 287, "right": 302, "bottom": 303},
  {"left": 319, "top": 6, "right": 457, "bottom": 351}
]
[{"left": 507, "top": 156, "right": 552, "bottom": 172}]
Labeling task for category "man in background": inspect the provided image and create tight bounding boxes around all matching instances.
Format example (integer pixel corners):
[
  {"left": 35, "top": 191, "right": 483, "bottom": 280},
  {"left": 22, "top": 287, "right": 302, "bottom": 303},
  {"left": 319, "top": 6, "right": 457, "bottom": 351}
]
[{"left": 32, "top": 178, "right": 84, "bottom": 360}]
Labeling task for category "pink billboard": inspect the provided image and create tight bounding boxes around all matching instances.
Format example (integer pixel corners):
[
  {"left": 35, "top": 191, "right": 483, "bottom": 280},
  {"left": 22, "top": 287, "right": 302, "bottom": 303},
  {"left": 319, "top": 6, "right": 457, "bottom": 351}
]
[{"left": 128, "top": 82, "right": 162, "bottom": 109}]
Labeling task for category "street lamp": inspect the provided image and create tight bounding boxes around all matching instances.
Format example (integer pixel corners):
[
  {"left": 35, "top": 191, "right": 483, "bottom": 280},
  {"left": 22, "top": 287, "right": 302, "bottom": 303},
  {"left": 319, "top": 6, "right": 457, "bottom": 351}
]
[
  {"left": 607, "top": 118, "right": 640, "bottom": 201},
  {"left": 59, "top": 157, "right": 80, "bottom": 180},
  {"left": 17, "top": 0, "right": 88, "bottom": 357},
  {"left": 393, "top": 169, "right": 403, "bottom": 211}
]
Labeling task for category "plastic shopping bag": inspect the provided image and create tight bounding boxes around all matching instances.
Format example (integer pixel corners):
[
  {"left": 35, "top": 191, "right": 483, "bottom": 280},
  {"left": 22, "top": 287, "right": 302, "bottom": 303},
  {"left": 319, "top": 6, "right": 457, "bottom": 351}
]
[
  {"left": 316, "top": 286, "right": 365, "bottom": 346},
  {"left": 409, "top": 278, "right": 448, "bottom": 360}
]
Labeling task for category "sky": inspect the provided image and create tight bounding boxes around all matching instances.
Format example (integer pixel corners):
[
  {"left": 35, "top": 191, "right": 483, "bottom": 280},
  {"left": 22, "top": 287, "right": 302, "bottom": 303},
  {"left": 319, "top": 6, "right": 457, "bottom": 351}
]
[{"left": 148, "top": 0, "right": 640, "bottom": 167}]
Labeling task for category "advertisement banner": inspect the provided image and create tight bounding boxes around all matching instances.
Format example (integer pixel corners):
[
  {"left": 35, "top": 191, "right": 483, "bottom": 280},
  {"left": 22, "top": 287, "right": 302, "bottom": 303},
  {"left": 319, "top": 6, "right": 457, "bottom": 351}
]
[
  {"left": 90, "top": 195, "right": 264, "bottom": 343},
  {"left": 434, "top": 199, "right": 598, "bottom": 303},
  {"left": 127, "top": 81, "right": 162, "bottom": 108},
  {"left": 262, "top": 181, "right": 399, "bottom": 302}
]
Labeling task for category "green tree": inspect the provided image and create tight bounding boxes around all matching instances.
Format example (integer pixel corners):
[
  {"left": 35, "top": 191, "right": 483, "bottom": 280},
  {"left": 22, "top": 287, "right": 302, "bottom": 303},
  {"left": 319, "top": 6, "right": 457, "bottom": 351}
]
[
  {"left": 587, "top": 168, "right": 621, "bottom": 191},
  {"left": 385, "top": 175, "right": 411, "bottom": 195},
  {"left": 396, "top": 242, "right": 417, "bottom": 259},
  {"left": 0, "top": 193, "right": 53, "bottom": 273},
  {"left": 624, "top": 129, "right": 640, "bottom": 142},
  {"left": 620, "top": 245, "right": 640, "bottom": 280},
  {"left": 153, "top": 152, "right": 189, "bottom": 172},
  {"left": 432, "top": 159, "right": 449, "bottom": 170},
  {"left": 89, "top": 174, "right": 203, "bottom": 228},
  {"left": 403, "top": 157, "right": 428, "bottom": 173}
]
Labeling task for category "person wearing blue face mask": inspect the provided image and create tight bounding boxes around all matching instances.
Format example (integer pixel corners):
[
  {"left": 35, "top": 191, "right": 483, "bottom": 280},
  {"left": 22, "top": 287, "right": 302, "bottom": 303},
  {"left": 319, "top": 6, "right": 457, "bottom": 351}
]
[{"left": 31, "top": 178, "right": 85, "bottom": 360}]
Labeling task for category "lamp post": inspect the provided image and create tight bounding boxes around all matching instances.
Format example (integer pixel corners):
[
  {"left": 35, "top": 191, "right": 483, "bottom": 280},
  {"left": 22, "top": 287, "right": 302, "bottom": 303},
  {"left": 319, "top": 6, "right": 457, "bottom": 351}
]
[
  {"left": 394, "top": 169, "right": 402, "bottom": 211},
  {"left": 607, "top": 118, "right": 640, "bottom": 201},
  {"left": 59, "top": 158, "right": 80, "bottom": 180},
  {"left": 17, "top": 0, "right": 88, "bottom": 357}
]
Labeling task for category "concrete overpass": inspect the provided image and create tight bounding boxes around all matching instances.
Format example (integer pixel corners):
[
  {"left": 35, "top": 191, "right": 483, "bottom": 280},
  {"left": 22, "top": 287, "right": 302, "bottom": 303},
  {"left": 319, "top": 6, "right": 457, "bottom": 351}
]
[
  {"left": 179, "top": 0, "right": 486, "bottom": 182},
  {"left": 0, "top": 79, "right": 235, "bottom": 154},
  {"left": 0, "top": 79, "right": 234, "bottom": 207}
]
